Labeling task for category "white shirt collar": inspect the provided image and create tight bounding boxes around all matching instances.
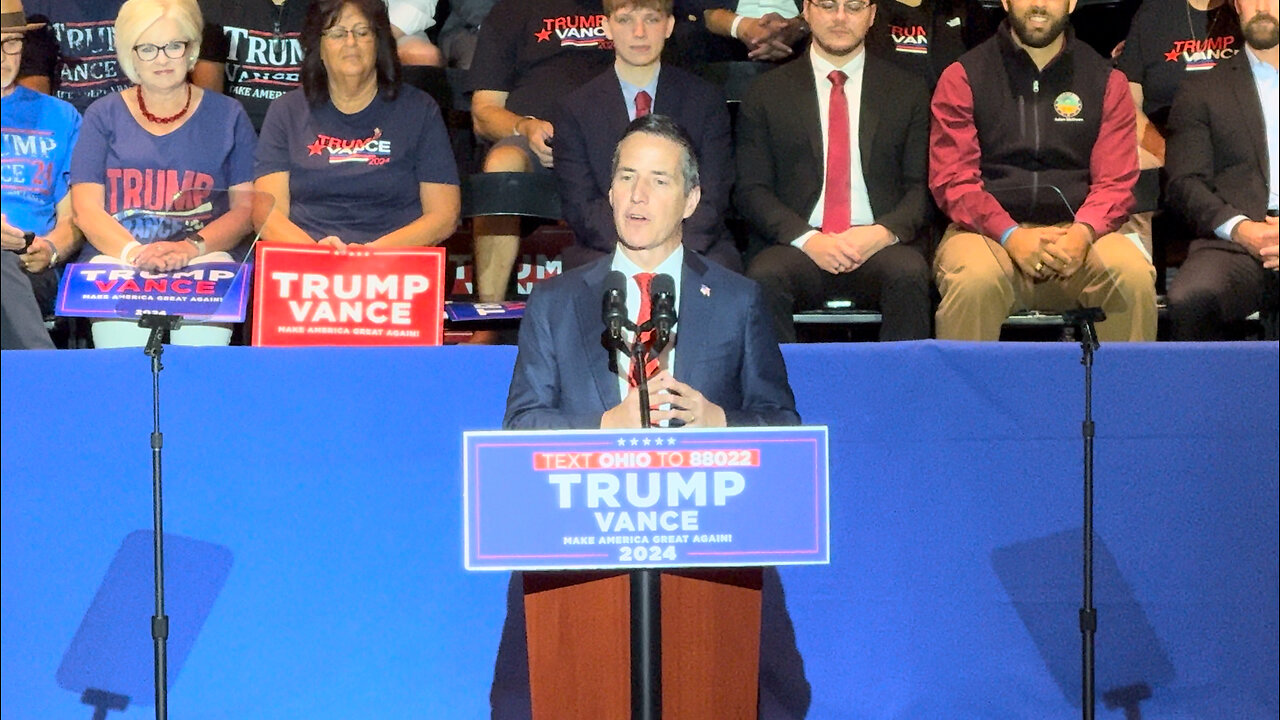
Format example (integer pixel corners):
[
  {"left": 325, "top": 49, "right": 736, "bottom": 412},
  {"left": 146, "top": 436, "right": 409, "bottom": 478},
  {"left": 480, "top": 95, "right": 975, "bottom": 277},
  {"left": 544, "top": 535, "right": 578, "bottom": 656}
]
[{"left": 809, "top": 44, "right": 867, "bottom": 83}]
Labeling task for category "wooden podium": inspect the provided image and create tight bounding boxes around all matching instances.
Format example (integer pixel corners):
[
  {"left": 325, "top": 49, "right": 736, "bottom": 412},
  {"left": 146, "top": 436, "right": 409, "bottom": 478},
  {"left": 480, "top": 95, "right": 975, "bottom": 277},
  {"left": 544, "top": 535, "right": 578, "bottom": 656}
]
[
  {"left": 523, "top": 568, "right": 764, "bottom": 720},
  {"left": 464, "top": 426, "right": 830, "bottom": 719}
]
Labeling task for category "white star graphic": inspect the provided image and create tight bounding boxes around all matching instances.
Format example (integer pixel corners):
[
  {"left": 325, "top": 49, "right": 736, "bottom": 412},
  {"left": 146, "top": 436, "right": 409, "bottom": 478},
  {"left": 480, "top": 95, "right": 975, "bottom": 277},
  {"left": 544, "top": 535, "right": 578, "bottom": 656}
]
[
  {"left": 642, "top": 437, "right": 651, "bottom": 446},
  {"left": 667, "top": 437, "right": 677, "bottom": 445},
  {"left": 617, "top": 438, "right": 627, "bottom": 446},
  {"left": 654, "top": 437, "right": 665, "bottom": 446},
  {"left": 630, "top": 437, "right": 639, "bottom": 446}
]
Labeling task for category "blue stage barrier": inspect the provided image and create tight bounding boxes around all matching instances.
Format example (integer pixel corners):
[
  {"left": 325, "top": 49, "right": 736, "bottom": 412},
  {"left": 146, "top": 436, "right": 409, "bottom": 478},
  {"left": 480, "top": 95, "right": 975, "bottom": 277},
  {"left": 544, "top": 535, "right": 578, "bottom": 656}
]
[{"left": 2, "top": 342, "right": 1276, "bottom": 719}]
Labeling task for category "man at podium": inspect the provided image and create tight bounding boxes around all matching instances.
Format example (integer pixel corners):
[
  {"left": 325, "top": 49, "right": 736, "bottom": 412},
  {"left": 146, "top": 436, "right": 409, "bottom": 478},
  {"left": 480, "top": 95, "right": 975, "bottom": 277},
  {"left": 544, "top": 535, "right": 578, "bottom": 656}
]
[
  {"left": 495, "top": 114, "right": 810, "bottom": 719},
  {"left": 504, "top": 113, "right": 799, "bottom": 430}
]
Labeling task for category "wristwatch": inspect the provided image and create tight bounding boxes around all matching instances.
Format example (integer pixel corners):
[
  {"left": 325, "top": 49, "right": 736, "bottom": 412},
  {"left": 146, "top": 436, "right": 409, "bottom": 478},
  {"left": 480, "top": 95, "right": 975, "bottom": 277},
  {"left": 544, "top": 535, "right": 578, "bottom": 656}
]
[{"left": 185, "top": 231, "right": 207, "bottom": 256}]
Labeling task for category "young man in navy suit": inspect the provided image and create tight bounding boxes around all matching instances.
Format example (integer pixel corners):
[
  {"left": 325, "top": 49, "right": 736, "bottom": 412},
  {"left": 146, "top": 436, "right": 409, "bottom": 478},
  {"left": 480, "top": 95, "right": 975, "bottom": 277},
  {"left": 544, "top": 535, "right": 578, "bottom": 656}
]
[{"left": 554, "top": 0, "right": 741, "bottom": 272}]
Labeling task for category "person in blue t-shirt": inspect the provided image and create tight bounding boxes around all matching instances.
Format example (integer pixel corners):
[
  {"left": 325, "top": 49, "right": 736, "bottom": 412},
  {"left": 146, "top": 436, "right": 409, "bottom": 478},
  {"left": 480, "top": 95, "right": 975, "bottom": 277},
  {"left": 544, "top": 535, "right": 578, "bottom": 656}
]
[
  {"left": 2, "top": 1, "right": 80, "bottom": 347},
  {"left": 253, "top": 0, "right": 460, "bottom": 249}
]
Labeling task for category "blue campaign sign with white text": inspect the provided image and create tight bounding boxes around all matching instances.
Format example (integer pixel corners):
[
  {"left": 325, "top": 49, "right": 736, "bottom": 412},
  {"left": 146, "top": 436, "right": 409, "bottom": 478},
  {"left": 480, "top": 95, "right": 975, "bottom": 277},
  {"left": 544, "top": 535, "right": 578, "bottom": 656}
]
[
  {"left": 56, "top": 262, "right": 251, "bottom": 322},
  {"left": 464, "top": 427, "right": 830, "bottom": 571}
]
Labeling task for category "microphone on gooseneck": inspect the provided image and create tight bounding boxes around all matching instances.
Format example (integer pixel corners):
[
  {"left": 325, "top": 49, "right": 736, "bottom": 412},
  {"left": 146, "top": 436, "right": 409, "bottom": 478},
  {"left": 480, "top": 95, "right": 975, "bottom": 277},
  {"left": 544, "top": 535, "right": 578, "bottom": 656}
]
[
  {"left": 602, "top": 270, "right": 628, "bottom": 346},
  {"left": 649, "top": 273, "right": 677, "bottom": 353}
]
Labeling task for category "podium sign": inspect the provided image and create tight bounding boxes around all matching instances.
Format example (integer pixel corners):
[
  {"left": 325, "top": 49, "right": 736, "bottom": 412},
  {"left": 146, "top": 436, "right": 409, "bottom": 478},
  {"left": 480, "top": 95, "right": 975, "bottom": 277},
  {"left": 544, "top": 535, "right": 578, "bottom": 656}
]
[
  {"left": 251, "top": 243, "right": 446, "bottom": 346},
  {"left": 464, "top": 427, "right": 829, "bottom": 571}
]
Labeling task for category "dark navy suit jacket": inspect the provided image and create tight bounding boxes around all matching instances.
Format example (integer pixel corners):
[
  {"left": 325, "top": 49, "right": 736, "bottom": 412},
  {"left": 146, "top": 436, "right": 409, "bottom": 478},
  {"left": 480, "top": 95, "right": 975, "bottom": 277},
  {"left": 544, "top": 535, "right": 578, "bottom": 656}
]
[
  {"left": 552, "top": 65, "right": 740, "bottom": 270},
  {"left": 495, "top": 249, "right": 811, "bottom": 720},
  {"left": 504, "top": 250, "right": 798, "bottom": 429}
]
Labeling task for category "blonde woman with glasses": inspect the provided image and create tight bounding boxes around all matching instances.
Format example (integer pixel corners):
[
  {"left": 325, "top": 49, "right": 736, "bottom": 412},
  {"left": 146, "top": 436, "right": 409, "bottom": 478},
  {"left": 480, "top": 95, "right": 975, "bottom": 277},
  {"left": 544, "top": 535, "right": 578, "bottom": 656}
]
[{"left": 69, "top": 0, "right": 258, "bottom": 347}]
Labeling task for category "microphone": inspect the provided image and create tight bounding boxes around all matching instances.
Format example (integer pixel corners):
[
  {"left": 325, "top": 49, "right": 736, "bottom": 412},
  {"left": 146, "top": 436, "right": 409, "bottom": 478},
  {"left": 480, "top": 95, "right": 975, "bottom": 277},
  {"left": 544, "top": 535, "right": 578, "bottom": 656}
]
[
  {"left": 138, "top": 313, "right": 182, "bottom": 358},
  {"left": 1060, "top": 307, "right": 1106, "bottom": 325},
  {"left": 602, "top": 270, "right": 628, "bottom": 346},
  {"left": 1061, "top": 306, "right": 1106, "bottom": 352},
  {"left": 649, "top": 273, "right": 677, "bottom": 353}
]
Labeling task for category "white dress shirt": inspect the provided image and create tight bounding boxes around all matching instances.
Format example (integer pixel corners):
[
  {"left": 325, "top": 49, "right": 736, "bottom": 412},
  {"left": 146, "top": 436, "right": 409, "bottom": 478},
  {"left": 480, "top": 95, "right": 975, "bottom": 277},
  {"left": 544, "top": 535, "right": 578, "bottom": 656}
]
[
  {"left": 611, "top": 246, "right": 683, "bottom": 408},
  {"left": 794, "top": 47, "right": 875, "bottom": 247}
]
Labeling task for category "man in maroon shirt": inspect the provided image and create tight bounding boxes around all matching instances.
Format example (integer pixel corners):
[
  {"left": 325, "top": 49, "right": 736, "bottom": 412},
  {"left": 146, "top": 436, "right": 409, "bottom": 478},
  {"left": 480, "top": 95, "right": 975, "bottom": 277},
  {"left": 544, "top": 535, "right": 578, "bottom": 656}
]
[{"left": 928, "top": 0, "right": 1156, "bottom": 341}]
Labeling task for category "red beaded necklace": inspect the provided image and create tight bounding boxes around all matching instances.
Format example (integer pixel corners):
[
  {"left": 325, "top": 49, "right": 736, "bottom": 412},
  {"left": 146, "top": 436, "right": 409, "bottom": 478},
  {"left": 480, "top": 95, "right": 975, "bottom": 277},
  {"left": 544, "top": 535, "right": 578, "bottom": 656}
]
[{"left": 137, "top": 84, "right": 192, "bottom": 125}]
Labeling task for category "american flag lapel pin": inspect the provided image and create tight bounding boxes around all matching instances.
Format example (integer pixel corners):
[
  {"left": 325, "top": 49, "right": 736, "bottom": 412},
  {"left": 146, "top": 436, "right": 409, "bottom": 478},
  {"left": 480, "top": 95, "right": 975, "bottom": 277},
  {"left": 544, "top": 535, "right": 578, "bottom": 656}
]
[{"left": 700, "top": 284, "right": 710, "bottom": 297}]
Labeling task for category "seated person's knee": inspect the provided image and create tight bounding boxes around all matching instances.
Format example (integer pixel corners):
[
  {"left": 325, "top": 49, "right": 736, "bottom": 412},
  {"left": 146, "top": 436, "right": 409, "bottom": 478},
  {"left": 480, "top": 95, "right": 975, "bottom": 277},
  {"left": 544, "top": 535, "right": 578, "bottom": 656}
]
[{"left": 483, "top": 144, "right": 534, "bottom": 173}]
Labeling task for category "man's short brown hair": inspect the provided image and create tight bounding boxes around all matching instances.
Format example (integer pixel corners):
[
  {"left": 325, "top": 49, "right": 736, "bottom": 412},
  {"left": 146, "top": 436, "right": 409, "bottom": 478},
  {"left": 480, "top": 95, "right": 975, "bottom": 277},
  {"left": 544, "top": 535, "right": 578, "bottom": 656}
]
[{"left": 603, "top": 0, "right": 673, "bottom": 16}]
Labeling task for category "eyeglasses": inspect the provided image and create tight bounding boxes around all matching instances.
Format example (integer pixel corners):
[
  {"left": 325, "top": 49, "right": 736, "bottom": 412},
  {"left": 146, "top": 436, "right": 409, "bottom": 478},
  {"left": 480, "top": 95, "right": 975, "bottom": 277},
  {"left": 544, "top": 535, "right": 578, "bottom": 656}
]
[
  {"left": 321, "top": 25, "right": 375, "bottom": 42},
  {"left": 133, "top": 40, "right": 190, "bottom": 61},
  {"left": 1, "top": 37, "right": 23, "bottom": 56},
  {"left": 807, "top": 0, "right": 872, "bottom": 14}
]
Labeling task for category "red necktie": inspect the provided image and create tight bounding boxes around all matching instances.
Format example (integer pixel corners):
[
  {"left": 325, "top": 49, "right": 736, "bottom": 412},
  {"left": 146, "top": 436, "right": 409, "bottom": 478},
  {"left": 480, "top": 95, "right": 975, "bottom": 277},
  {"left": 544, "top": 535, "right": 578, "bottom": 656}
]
[
  {"left": 822, "top": 70, "right": 851, "bottom": 235},
  {"left": 629, "top": 272, "right": 660, "bottom": 387},
  {"left": 635, "top": 90, "right": 652, "bottom": 119}
]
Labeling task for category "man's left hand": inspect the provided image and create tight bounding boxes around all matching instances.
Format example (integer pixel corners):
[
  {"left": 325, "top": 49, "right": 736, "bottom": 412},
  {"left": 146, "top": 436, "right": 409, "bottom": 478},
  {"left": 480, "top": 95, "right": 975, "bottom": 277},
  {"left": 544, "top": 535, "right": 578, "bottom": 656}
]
[
  {"left": 1043, "top": 223, "right": 1092, "bottom": 278},
  {"left": 773, "top": 15, "right": 808, "bottom": 46},
  {"left": 649, "top": 372, "right": 726, "bottom": 428},
  {"left": 832, "top": 224, "right": 894, "bottom": 272},
  {"left": 20, "top": 237, "right": 56, "bottom": 274},
  {"left": 746, "top": 38, "right": 794, "bottom": 61},
  {"left": 1261, "top": 244, "right": 1279, "bottom": 271}
]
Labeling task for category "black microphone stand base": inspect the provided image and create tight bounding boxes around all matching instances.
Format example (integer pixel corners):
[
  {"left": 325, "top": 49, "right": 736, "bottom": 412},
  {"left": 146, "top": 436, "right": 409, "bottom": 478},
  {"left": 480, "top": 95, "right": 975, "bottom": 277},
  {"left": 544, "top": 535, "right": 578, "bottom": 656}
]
[{"left": 81, "top": 688, "right": 129, "bottom": 720}]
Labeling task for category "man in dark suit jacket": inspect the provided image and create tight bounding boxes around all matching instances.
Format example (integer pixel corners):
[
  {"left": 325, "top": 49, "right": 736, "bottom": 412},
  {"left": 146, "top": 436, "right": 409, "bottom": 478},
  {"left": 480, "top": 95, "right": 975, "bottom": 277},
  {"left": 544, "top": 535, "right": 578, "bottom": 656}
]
[
  {"left": 735, "top": 0, "right": 933, "bottom": 342},
  {"left": 1165, "top": 0, "right": 1279, "bottom": 340},
  {"left": 496, "top": 115, "right": 809, "bottom": 720},
  {"left": 509, "top": 114, "right": 796, "bottom": 429},
  {"left": 554, "top": 0, "right": 740, "bottom": 272}
]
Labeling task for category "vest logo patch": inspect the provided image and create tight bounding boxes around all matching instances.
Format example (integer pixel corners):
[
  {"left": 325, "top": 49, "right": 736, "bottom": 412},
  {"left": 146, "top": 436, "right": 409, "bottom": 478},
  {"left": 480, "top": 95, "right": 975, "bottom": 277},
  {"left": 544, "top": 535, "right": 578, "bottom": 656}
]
[{"left": 1053, "top": 92, "right": 1083, "bottom": 122}]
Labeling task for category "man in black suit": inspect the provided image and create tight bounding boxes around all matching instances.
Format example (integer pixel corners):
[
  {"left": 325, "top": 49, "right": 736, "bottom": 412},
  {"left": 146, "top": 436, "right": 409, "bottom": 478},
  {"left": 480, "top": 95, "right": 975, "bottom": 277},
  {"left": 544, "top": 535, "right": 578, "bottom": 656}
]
[
  {"left": 735, "top": 0, "right": 933, "bottom": 342},
  {"left": 554, "top": 0, "right": 740, "bottom": 271},
  {"left": 1165, "top": 0, "right": 1279, "bottom": 340}
]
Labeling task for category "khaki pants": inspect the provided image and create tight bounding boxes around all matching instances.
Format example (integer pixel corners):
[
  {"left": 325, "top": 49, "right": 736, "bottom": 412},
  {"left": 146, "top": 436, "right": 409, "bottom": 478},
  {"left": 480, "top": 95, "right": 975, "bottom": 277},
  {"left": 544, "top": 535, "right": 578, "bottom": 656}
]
[{"left": 933, "top": 224, "right": 1157, "bottom": 341}]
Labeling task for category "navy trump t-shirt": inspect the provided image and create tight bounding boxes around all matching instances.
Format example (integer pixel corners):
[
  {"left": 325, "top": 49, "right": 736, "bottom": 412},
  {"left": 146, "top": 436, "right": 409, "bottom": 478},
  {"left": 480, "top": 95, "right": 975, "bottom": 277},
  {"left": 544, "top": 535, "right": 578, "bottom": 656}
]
[{"left": 254, "top": 86, "right": 460, "bottom": 246}]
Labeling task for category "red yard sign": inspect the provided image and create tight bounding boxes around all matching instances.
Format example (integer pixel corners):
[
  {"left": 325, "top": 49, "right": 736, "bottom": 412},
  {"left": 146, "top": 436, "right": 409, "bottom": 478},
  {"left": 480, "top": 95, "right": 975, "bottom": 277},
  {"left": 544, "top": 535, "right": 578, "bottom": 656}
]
[{"left": 252, "top": 243, "right": 446, "bottom": 346}]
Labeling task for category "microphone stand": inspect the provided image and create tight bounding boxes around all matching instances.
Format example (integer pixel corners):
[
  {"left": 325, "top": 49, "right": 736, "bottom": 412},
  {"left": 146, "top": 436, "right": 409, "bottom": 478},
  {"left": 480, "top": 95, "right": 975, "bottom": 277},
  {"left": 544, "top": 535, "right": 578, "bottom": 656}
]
[
  {"left": 1062, "top": 307, "right": 1103, "bottom": 720},
  {"left": 139, "top": 314, "right": 180, "bottom": 720},
  {"left": 631, "top": 333, "right": 652, "bottom": 430},
  {"left": 626, "top": 319, "right": 660, "bottom": 720}
]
